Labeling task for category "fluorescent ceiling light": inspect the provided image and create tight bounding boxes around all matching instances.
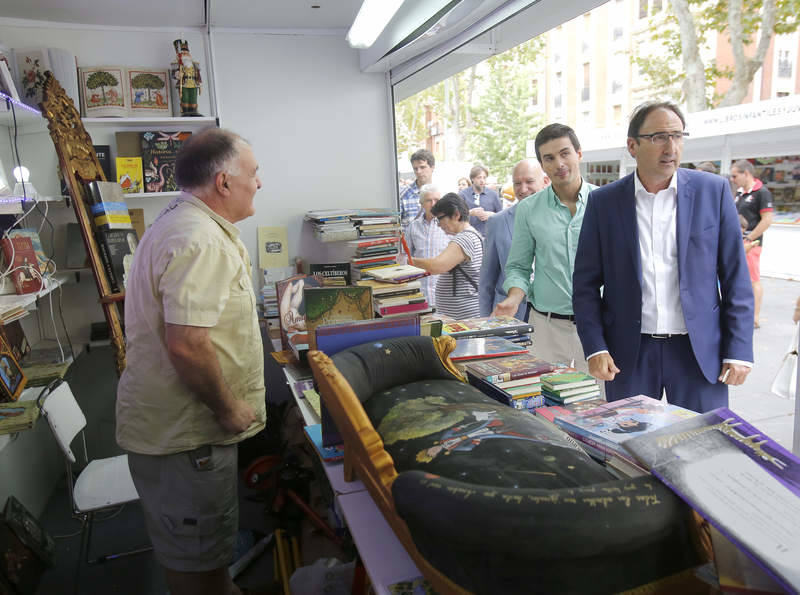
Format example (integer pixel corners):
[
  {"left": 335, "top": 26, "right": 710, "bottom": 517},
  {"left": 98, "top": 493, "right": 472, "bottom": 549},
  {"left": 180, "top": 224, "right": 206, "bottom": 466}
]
[{"left": 346, "top": 0, "right": 407, "bottom": 49}]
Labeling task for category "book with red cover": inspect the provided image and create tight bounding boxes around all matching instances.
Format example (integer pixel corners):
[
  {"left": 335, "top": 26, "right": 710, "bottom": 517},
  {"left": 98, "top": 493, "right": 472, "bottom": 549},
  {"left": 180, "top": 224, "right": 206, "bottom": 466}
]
[
  {"left": 1, "top": 236, "right": 43, "bottom": 294},
  {"left": 376, "top": 301, "right": 429, "bottom": 316},
  {"left": 465, "top": 353, "right": 555, "bottom": 383},
  {"left": 450, "top": 336, "right": 529, "bottom": 362}
]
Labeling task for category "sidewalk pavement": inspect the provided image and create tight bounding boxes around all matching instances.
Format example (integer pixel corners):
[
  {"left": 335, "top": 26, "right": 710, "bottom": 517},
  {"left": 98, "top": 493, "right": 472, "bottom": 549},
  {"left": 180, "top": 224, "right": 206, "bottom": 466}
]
[{"left": 729, "top": 276, "right": 799, "bottom": 452}]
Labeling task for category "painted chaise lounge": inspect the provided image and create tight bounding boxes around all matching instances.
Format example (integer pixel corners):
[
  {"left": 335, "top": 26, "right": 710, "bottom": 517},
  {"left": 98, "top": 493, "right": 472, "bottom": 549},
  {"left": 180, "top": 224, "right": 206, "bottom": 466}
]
[{"left": 308, "top": 335, "right": 708, "bottom": 594}]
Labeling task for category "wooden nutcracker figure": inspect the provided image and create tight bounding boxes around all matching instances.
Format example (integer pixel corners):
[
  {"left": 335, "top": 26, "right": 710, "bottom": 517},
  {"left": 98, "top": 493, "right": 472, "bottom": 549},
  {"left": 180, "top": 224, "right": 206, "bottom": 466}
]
[{"left": 172, "top": 39, "right": 202, "bottom": 116}]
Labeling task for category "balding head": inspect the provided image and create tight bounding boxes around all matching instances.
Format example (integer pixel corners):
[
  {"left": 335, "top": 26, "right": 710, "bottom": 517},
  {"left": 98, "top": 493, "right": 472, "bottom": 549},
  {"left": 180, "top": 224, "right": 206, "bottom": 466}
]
[{"left": 512, "top": 159, "right": 549, "bottom": 201}]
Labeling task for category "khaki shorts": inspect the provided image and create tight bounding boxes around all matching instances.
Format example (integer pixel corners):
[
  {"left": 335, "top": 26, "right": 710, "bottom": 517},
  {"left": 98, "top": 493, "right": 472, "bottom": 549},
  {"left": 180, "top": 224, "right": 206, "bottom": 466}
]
[{"left": 127, "top": 444, "right": 238, "bottom": 572}]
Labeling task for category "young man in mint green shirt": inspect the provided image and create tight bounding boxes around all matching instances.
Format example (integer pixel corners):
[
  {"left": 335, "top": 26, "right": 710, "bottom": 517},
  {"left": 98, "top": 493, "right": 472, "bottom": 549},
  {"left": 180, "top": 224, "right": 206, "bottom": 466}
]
[{"left": 494, "top": 123, "right": 596, "bottom": 371}]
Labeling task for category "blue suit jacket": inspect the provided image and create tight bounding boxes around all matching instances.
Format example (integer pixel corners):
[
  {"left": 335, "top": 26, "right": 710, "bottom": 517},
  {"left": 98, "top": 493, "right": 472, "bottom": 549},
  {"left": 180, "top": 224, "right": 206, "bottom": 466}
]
[
  {"left": 479, "top": 205, "right": 527, "bottom": 320},
  {"left": 572, "top": 168, "right": 754, "bottom": 385}
]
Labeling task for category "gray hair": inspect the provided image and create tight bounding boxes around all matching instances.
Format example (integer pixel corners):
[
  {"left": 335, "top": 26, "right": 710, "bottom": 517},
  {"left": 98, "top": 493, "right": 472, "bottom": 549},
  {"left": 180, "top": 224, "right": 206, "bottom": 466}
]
[
  {"left": 175, "top": 128, "right": 249, "bottom": 191},
  {"left": 419, "top": 184, "right": 440, "bottom": 202}
]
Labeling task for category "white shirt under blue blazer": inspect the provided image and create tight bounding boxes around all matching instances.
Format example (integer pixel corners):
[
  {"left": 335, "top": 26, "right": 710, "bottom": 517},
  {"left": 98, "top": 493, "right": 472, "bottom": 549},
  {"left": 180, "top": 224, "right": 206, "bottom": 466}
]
[
  {"left": 479, "top": 204, "right": 527, "bottom": 321},
  {"left": 572, "top": 168, "right": 754, "bottom": 412}
]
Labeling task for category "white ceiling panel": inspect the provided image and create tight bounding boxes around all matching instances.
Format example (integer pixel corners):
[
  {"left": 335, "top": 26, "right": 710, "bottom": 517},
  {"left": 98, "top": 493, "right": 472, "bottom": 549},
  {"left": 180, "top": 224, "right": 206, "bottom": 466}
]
[
  {"left": 0, "top": 0, "right": 363, "bottom": 29},
  {"left": 0, "top": 0, "right": 206, "bottom": 27},
  {"left": 209, "top": 0, "right": 362, "bottom": 30}
]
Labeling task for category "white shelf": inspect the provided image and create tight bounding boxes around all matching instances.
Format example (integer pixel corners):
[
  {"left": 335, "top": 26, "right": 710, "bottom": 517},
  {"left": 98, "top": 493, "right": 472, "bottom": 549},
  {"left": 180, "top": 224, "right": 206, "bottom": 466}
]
[
  {"left": 123, "top": 190, "right": 180, "bottom": 199},
  {"left": 0, "top": 94, "right": 44, "bottom": 131},
  {"left": 82, "top": 116, "right": 217, "bottom": 128},
  {"left": 0, "top": 275, "right": 67, "bottom": 320}
]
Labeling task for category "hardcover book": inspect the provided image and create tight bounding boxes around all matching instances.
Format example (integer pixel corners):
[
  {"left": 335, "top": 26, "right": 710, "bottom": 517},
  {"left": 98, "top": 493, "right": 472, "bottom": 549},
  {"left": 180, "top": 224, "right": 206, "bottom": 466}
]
[
  {"left": 0, "top": 337, "right": 26, "bottom": 402},
  {"left": 140, "top": 131, "right": 191, "bottom": 193},
  {"left": 303, "top": 286, "right": 373, "bottom": 351},
  {"left": 116, "top": 157, "right": 143, "bottom": 194},
  {"left": 303, "top": 423, "right": 344, "bottom": 463},
  {"left": 314, "top": 316, "right": 420, "bottom": 356},
  {"left": 5, "top": 229, "right": 54, "bottom": 276},
  {"left": 623, "top": 408, "right": 800, "bottom": 594},
  {"left": 465, "top": 353, "right": 554, "bottom": 383},
  {"left": 375, "top": 301, "right": 430, "bottom": 316},
  {"left": 85, "top": 181, "right": 133, "bottom": 230},
  {"left": 93, "top": 145, "right": 113, "bottom": 181},
  {"left": 365, "top": 264, "right": 428, "bottom": 283},
  {"left": 541, "top": 370, "right": 597, "bottom": 391},
  {"left": 1, "top": 236, "right": 43, "bottom": 294},
  {"left": 309, "top": 262, "right": 351, "bottom": 286},
  {"left": 441, "top": 315, "right": 533, "bottom": 339},
  {"left": 450, "top": 336, "right": 530, "bottom": 362},
  {"left": 534, "top": 398, "right": 608, "bottom": 424},
  {"left": 554, "top": 395, "right": 696, "bottom": 463},
  {"left": 95, "top": 228, "right": 138, "bottom": 293},
  {"left": 0, "top": 320, "right": 30, "bottom": 363},
  {"left": 79, "top": 66, "right": 171, "bottom": 117},
  {"left": 275, "top": 274, "right": 324, "bottom": 353}
]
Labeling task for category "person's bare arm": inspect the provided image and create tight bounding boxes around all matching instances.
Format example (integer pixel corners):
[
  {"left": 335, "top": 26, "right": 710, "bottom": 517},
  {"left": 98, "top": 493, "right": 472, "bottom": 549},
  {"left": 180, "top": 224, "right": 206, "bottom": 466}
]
[
  {"left": 165, "top": 323, "right": 256, "bottom": 434},
  {"left": 413, "top": 242, "right": 466, "bottom": 275}
]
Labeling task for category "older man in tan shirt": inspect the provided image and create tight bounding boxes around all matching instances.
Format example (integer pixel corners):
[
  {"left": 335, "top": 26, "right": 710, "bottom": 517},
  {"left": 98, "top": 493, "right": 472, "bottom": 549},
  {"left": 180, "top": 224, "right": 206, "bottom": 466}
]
[{"left": 117, "top": 128, "right": 264, "bottom": 595}]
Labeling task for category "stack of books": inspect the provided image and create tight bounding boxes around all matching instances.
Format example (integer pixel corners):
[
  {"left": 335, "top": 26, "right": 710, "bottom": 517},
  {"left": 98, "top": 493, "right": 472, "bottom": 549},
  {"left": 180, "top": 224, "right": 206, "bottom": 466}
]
[
  {"left": 441, "top": 315, "right": 533, "bottom": 345},
  {"left": 362, "top": 264, "right": 428, "bottom": 284},
  {"left": 305, "top": 209, "right": 358, "bottom": 242},
  {"left": 541, "top": 370, "right": 601, "bottom": 404},
  {"left": 351, "top": 209, "right": 401, "bottom": 237},
  {"left": 349, "top": 236, "right": 401, "bottom": 282},
  {"left": 549, "top": 395, "right": 697, "bottom": 478},
  {"left": 464, "top": 353, "right": 556, "bottom": 411},
  {"left": 357, "top": 279, "right": 431, "bottom": 316}
]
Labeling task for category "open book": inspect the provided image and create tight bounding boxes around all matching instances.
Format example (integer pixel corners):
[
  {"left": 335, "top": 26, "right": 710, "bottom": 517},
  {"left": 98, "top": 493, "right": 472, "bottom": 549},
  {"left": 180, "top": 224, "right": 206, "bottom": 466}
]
[{"left": 623, "top": 408, "right": 800, "bottom": 594}]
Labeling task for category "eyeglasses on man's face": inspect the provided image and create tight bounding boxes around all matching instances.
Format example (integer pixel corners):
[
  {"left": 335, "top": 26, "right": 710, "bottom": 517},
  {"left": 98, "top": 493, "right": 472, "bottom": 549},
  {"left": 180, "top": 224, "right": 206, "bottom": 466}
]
[{"left": 637, "top": 131, "right": 690, "bottom": 145}]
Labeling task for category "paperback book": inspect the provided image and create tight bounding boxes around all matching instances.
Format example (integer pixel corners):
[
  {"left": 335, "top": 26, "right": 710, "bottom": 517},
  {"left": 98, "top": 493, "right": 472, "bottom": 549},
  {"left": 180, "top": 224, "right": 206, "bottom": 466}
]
[
  {"left": 465, "top": 353, "right": 554, "bottom": 383},
  {"left": 0, "top": 401, "right": 39, "bottom": 435},
  {"left": 366, "top": 264, "right": 428, "bottom": 284},
  {"left": 95, "top": 228, "right": 138, "bottom": 292},
  {"left": 623, "top": 408, "right": 800, "bottom": 594},
  {"left": 553, "top": 395, "right": 696, "bottom": 464},
  {"left": 441, "top": 315, "right": 533, "bottom": 339},
  {"left": 140, "top": 131, "right": 191, "bottom": 193},
  {"left": 449, "top": 336, "right": 529, "bottom": 362}
]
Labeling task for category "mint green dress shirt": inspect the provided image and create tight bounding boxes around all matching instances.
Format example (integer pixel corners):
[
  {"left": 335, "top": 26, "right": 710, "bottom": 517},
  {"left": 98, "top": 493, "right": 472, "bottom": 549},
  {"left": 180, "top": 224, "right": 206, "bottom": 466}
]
[{"left": 502, "top": 180, "right": 597, "bottom": 314}]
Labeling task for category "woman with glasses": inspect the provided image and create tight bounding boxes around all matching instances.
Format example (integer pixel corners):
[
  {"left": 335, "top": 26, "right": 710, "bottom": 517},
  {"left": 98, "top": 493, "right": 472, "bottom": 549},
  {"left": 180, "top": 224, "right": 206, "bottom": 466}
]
[{"left": 413, "top": 193, "right": 483, "bottom": 318}]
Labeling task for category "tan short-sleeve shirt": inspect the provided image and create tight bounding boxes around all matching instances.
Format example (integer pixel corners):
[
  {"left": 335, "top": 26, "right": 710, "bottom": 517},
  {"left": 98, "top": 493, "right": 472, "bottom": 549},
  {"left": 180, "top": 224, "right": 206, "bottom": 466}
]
[{"left": 116, "top": 193, "right": 266, "bottom": 455}]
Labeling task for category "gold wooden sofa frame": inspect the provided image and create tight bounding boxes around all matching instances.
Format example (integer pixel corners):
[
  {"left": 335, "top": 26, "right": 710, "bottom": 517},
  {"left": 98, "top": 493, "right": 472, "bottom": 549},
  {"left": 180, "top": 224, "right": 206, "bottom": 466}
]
[{"left": 308, "top": 335, "right": 469, "bottom": 595}]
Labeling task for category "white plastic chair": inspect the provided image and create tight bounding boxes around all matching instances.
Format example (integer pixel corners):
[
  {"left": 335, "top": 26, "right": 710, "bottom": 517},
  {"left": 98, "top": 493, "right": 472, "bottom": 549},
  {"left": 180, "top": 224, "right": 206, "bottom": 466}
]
[{"left": 38, "top": 380, "right": 151, "bottom": 589}]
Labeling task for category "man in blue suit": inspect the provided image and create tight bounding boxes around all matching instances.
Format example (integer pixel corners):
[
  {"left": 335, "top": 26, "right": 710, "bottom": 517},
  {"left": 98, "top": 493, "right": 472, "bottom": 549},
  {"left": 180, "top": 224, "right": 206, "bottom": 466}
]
[
  {"left": 479, "top": 159, "right": 549, "bottom": 319},
  {"left": 572, "top": 101, "right": 754, "bottom": 413}
]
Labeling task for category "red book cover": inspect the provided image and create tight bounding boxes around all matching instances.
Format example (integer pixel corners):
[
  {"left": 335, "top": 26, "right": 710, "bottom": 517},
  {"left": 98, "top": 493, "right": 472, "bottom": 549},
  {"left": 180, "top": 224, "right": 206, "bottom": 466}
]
[
  {"left": 377, "top": 301, "right": 430, "bottom": 316},
  {"left": 1, "top": 236, "right": 43, "bottom": 294}
]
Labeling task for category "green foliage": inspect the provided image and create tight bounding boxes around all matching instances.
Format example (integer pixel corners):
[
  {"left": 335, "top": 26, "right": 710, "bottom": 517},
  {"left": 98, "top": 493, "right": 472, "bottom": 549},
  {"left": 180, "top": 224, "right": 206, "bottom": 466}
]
[
  {"left": 85, "top": 70, "right": 119, "bottom": 91},
  {"left": 636, "top": 0, "right": 800, "bottom": 109},
  {"left": 465, "top": 38, "right": 544, "bottom": 181},
  {"left": 394, "top": 36, "right": 544, "bottom": 175}
]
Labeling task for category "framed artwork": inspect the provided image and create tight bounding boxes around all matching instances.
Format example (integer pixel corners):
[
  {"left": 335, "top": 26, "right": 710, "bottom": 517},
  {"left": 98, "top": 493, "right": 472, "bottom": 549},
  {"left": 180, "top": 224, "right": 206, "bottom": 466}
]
[
  {"left": 0, "top": 61, "right": 19, "bottom": 101},
  {"left": 79, "top": 65, "right": 128, "bottom": 117},
  {"left": 128, "top": 68, "right": 171, "bottom": 116},
  {"left": 14, "top": 47, "right": 50, "bottom": 108},
  {"left": 0, "top": 337, "right": 26, "bottom": 402}
]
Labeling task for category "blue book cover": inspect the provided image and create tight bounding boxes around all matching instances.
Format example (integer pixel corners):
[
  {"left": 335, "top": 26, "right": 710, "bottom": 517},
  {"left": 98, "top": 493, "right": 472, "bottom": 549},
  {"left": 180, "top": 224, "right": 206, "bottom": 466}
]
[{"left": 303, "top": 423, "right": 344, "bottom": 462}]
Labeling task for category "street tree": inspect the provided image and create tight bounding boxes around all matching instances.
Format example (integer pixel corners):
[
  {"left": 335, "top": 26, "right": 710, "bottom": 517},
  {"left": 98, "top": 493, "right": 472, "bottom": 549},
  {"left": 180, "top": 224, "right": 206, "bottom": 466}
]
[{"left": 635, "top": 0, "right": 800, "bottom": 111}]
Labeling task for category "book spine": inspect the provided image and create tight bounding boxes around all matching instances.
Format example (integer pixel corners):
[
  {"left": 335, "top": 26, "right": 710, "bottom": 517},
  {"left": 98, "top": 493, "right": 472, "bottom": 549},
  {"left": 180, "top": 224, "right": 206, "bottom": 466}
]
[
  {"left": 95, "top": 233, "right": 120, "bottom": 292},
  {"left": 378, "top": 302, "right": 429, "bottom": 315}
]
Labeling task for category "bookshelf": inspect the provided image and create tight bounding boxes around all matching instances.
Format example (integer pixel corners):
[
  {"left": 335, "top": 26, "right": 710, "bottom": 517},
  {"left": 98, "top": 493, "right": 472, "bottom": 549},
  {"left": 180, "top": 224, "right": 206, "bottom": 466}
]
[{"left": 0, "top": 274, "right": 66, "bottom": 322}]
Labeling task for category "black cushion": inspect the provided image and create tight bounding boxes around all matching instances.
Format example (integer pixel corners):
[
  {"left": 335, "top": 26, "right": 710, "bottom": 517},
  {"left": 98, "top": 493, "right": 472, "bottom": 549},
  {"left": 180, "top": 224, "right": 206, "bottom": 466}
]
[{"left": 363, "top": 378, "right": 613, "bottom": 489}]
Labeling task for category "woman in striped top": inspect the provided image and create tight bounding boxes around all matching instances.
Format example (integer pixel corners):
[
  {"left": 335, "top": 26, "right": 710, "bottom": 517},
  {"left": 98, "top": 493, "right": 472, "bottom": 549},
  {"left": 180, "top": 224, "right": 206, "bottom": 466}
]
[{"left": 413, "top": 193, "right": 483, "bottom": 319}]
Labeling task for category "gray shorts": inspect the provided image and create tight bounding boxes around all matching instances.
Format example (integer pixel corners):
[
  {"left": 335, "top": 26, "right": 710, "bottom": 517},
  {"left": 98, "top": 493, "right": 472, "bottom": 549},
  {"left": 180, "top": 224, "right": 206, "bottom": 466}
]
[{"left": 127, "top": 444, "right": 238, "bottom": 572}]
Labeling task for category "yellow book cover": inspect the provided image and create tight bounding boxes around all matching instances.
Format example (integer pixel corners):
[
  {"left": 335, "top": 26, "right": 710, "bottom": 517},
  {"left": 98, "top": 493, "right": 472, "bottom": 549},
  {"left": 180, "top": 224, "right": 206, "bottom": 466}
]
[
  {"left": 257, "top": 226, "right": 289, "bottom": 270},
  {"left": 116, "top": 157, "right": 143, "bottom": 194}
]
